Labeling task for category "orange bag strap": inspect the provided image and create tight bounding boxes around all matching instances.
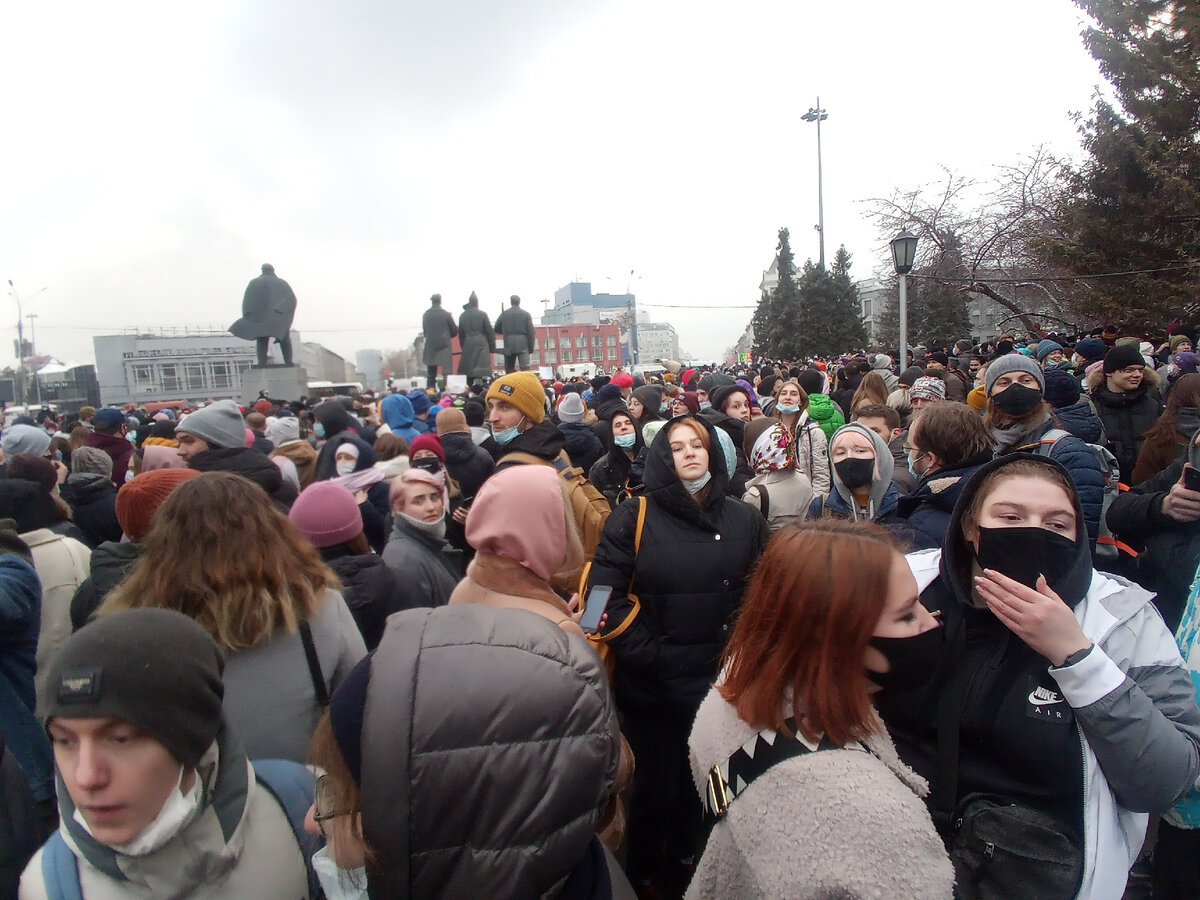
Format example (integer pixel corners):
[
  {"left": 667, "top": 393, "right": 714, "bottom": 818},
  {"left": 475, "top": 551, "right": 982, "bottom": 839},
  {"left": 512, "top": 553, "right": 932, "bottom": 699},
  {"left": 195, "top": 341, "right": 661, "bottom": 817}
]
[{"left": 584, "top": 496, "right": 647, "bottom": 639}]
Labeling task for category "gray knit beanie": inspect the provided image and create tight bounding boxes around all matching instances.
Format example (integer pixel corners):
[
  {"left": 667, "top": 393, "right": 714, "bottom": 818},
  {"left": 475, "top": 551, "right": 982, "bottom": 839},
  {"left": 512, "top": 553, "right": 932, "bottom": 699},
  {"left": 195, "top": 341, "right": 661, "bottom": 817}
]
[
  {"left": 1, "top": 424, "right": 50, "bottom": 459},
  {"left": 985, "top": 354, "right": 1046, "bottom": 395},
  {"left": 177, "top": 399, "right": 246, "bottom": 450},
  {"left": 557, "top": 393, "right": 586, "bottom": 423}
]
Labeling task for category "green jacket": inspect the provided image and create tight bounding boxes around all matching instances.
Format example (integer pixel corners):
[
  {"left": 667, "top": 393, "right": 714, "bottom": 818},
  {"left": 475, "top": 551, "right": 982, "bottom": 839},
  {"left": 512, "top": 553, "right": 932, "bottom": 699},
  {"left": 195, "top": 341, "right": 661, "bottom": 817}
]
[{"left": 806, "top": 393, "right": 845, "bottom": 442}]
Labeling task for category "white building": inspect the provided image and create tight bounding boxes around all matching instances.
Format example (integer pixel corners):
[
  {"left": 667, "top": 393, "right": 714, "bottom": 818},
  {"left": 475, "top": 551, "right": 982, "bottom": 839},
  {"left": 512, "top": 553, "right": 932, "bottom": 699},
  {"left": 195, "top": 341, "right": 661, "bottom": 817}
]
[
  {"left": 637, "top": 322, "right": 679, "bottom": 364},
  {"left": 93, "top": 330, "right": 260, "bottom": 406}
]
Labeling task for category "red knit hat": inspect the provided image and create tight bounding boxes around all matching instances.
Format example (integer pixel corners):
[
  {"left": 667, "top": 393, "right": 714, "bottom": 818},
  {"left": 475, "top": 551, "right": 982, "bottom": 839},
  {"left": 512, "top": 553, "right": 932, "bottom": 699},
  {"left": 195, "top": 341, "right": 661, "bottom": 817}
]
[
  {"left": 288, "top": 482, "right": 363, "bottom": 549},
  {"left": 253, "top": 399, "right": 272, "bottom": 415},
  {"left": 115, "top": 469, "right": 201, "bottom": 540},
  {"left": 611, "top": 372, "right": 634, "bottom": 389},
  {"left": 408, "top": 433, "right": 445, "bottom": 462}
]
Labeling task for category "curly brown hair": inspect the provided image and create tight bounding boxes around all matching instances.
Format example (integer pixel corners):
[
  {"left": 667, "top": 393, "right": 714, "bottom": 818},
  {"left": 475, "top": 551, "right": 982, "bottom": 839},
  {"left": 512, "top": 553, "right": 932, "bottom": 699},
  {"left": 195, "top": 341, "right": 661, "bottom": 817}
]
[{"left": 99, "top": 471, "right": 337, "bottom": 651}]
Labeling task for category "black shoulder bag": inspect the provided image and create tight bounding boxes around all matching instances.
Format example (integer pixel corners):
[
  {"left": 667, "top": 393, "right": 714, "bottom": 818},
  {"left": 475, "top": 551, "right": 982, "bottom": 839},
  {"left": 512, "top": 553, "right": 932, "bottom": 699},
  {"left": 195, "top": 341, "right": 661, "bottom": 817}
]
[
  {"left": 299, "top": 621, "right": 329, "bottom": 708},
  {"left": 934, "top": 614, "right": 1083, "bottom": 900}
]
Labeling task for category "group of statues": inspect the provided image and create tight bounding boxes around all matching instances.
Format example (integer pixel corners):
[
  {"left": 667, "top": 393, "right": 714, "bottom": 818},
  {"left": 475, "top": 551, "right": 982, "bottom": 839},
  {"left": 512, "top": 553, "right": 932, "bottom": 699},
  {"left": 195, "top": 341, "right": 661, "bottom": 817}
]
[
  {"left": 228, "top": 265, "right": 536, "bottom": 386},
  {"left": 422, "top": 292, "right": 534, "bottom": 387}
]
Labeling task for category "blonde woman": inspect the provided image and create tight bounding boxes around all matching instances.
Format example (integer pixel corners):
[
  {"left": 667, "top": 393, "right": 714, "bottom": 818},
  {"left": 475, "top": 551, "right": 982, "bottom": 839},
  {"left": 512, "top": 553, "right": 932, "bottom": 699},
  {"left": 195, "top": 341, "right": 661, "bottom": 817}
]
[{"left": 100, "top": 470, "right": 366, "bottom": 762}]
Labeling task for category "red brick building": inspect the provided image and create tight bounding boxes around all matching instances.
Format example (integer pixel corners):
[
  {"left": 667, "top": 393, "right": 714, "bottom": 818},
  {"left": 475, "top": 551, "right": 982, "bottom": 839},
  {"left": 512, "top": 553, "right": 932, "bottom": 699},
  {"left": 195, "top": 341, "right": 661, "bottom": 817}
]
[{"left": 451, "top": 322, "right": 621, "bottom": 374}]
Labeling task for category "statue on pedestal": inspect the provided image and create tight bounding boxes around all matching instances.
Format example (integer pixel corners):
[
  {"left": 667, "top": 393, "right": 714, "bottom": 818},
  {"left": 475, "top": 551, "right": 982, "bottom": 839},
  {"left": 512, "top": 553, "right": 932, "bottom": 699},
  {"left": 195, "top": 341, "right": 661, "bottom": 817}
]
[
  {"left": 457, "top": 291, "right": 495, "bottom": 378},
  {"left": 230, "top": 264, "right": 297, "bottom": 366}
]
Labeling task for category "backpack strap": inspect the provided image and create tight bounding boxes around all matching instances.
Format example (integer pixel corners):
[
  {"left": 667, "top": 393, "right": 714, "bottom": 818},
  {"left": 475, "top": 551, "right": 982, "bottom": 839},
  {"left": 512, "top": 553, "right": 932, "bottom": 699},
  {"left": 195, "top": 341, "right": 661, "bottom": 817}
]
[
  {"left": 298, "top": 621, "right": 329, "bottom": 708},
  {"left": 1026, "top": 427, "right": 1071, "bottom": 456},
  {"left": 41, "top": 832, "right": 82, "bottom": 900},
  {"left": 758, "top": 483, "right": 770, "bottom": 520},
  {"left": 253, "top": 758, "right": 324, "bottom": 899},
  {"left": 500, "top": 450, "right": 554, "bottom": 468},
  {"left": 704, "top": 718, "right": 866, "bottom": 823}
]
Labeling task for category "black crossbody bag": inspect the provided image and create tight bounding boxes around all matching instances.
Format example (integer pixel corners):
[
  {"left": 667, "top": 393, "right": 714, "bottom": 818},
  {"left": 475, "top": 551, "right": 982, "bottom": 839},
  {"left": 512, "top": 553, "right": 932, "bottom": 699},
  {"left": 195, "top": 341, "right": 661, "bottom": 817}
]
[{"left": 933, "top": 616, "right": 1083, "bottom": 900}]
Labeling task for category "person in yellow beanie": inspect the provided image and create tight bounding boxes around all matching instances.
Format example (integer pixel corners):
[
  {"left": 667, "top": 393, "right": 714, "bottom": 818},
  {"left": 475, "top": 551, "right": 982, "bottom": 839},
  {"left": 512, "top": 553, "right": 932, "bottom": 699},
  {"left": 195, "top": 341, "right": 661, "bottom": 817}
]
[{"left": 485, "top": 372, "right": 569, "bottom": 466}]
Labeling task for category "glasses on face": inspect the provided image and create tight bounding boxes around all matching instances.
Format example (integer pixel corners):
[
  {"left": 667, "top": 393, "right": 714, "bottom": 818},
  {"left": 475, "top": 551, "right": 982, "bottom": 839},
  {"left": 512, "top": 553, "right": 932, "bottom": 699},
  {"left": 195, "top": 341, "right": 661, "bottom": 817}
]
[{"left": 313, "top": 774, "right": 348, "bottom": 823}]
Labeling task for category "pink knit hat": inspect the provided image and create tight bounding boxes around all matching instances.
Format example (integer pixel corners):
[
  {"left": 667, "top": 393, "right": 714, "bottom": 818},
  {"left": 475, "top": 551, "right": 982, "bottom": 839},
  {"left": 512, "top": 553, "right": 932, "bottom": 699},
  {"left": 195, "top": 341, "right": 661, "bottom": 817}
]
[{"left": 288, "top": 482, "right": 363, "bottom": 549}]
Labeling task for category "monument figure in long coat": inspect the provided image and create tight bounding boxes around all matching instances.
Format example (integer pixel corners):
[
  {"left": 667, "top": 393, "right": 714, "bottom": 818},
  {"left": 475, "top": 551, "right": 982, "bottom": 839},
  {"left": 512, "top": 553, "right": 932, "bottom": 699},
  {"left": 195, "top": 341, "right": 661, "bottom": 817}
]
[
  {"left": 457, "top": 291, "right": 495, "bottom": 378},
  {"left": 422, "top": 293, "right": 458, "bottom": 388},
  {"left": 230, "top": 264, "right": 297, "bottom": 366}
]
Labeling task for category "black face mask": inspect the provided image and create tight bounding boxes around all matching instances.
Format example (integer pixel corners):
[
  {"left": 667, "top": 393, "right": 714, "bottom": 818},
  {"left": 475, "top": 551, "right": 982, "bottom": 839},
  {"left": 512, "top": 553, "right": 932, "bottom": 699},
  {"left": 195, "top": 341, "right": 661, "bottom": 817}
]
[
  {"left": 974, "top": 525, "right": 1078, "bottom": 592},
  {"left": 835, "top": 458, "right": 875, "bottom": 489},
  {"left": 991, "top": 383, "right": 1043, "bottom": 416},
  {"left": 868, "top": 625, "right": 945, "bottom": 692},
  {"left": 412, "top": 458, "right": 442, "bottom": 474}
]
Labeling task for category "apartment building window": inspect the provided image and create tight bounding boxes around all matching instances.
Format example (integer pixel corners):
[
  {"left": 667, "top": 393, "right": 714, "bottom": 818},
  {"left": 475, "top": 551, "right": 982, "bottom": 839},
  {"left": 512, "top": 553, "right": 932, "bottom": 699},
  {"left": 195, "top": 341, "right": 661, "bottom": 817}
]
[
  {"left": 185, "top": 363, "right": 206, "bottom": 392},
  {"left": 160, "top": 364, "right": 180, "bottom": 393},
  {"left": 607, "top": 349, "right": 618, "bottom": 360},
  {"left": 544, "top": 337, "right": 556, "bottom": 349},
  {"left": 131, "top": 364, "right": 153, "bottom": 386},
  {"left": 575, "top": 335, "right": 587, "bottom": 348},
  {"left": 592, "top": 335, "right": 602, "bottom": 347},
  {"left": 562, "top": 349, "right": 572, "bottom": 363},
  {"left": 606, "top": 335, "right": 616, "bottom": 346},
  {"left": 210, "top": 362, "right": 233, "bottom": 389}
]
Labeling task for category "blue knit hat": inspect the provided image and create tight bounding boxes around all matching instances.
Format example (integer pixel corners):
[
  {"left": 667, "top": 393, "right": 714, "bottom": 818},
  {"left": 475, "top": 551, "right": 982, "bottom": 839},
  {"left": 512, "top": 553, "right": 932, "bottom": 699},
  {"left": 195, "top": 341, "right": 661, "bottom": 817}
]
[{"left": 1035, "top": 339, "right": 1063, "bottom": 363}]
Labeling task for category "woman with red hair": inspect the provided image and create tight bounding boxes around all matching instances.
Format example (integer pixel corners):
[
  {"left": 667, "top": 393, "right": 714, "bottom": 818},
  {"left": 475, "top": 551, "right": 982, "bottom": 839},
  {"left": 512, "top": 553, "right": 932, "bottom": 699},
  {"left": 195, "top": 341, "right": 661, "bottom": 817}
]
[{"left": 687, "top": 520, "right": 952, "bottom": 899}]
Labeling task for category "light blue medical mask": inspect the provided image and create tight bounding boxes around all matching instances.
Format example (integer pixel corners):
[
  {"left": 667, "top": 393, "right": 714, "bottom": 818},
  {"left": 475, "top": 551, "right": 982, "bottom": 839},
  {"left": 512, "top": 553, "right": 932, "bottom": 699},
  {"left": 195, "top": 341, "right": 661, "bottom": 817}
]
[
  {"left": 614, "top": 433, "right": 637, "bottom": 449},
  {"left": 684, "top": 470, "right": 712, "bottom": 493},
  {"left": 699, "top": 401, "right": 712, "bottom": 411},
  {"left": 659, "top": 401, "right": 669, "bottom": 414},
  {"left": 908, "top": 450, "right": 928, "bottom": 479},
  {"left": 776, "top": 403, "right": 800, "bottom": 415},
  {"left": 493, "top": 425, "right": 520, "bottom": 445},
  {"left": 314, "top": 423, "right": 326, "bottom": 438}
]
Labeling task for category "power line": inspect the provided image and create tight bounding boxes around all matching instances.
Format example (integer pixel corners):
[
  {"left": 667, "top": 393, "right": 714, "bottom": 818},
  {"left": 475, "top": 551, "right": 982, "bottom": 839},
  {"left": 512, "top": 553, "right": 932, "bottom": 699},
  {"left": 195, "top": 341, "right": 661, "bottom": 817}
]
[{"left": 913, "top": 260, "right": 1200, "bottom": 284}]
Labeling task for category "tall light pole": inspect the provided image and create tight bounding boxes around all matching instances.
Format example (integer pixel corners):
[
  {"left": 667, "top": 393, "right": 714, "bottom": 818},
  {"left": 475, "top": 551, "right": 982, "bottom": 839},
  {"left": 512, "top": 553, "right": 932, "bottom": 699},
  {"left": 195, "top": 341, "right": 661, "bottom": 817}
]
[
  {"left": 890, "top": 230, "right": 919, "bottom": 370},
  {"left": 7, "top": 281, "right": 27, "bottom": 406},
  {"left": 26, "top": 313, "right": 40, "bottom": 406},
  {"left": 801, "top": 99, "right": 828, "bottom": 269}
]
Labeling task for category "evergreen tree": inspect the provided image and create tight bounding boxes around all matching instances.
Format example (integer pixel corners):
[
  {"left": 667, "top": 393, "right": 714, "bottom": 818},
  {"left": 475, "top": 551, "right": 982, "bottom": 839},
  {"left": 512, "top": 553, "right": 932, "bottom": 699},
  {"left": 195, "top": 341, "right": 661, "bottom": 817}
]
[
  {"left": 1038, "top": 1, "right": 1200, "bottom": 329},
  {"left": 750, "top": 288, "right": 772, "bottom": 357},
  {"left": 909, "top": 232, "right": 972, "bottom": 344},
  {"left": 793, "top": 246, "right": 869, "bottom": 358},
  {"left": 767, "top": 228, "right": 803, "bottom": 359}
]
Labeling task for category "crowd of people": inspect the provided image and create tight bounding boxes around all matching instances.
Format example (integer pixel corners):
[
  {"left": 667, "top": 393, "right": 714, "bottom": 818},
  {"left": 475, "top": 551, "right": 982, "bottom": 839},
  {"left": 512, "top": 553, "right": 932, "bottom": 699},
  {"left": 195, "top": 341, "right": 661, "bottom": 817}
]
[{"left": 0, "top": 324, "right": 1198, "bottom": 898}]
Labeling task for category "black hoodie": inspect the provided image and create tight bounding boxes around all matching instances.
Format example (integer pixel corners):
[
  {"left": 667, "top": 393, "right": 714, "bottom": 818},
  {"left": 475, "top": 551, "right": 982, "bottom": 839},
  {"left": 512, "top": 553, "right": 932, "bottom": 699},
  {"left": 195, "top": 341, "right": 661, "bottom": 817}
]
[
  {"left": 875, "top": 454, "right": 1094, "bottom": 840},
  {"left": 587, "top": 415, "right": 768, "bottom": 714},
  {"left": 188, "top": 446, "right": 298, "bottom": 509},
  {"left": 494, "top": 419, "right": 569, "bottom": 467}
]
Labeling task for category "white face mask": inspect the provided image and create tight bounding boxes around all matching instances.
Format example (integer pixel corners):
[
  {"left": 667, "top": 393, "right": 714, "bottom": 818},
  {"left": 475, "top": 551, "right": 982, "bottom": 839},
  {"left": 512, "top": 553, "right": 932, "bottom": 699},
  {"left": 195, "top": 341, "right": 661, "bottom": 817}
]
[
  {"left": 76, "top": 764, "right": 202, "bottom": 857},
  {"left": 312, "top": 846, "right": 369, "bottom": 900},
  {"left": 335, "top": 460, "right": 357, "bottom": 477}
]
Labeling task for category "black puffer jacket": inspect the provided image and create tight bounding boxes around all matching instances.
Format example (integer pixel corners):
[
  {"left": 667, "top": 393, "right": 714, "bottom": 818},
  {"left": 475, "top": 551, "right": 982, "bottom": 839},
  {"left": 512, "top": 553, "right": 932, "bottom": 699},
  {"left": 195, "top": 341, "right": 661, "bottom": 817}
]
[
  {"left": 440, "top": 430, "right": 495, "bottom": 500},
  {"left": 588, "top": 416, "right": 768, "bottom": 715},
  {"left": 70, "top": 540, "right": 143, "bottom": 631},
  {"left": 1106, "top": 449, "right": 1200, "bottom": 631},
  {"left": 322, "top": 547, "right": 410, "bottom": 651},
  {"left": 559, "top": 422, "right": 605, "bottom": 477},
  {"left": 188, "top": 446, "right": 298, "bottom": 509},
  {"left": 494, "top": 419, "right": 569, "bottom": 467},
  {"left": 882, "top": 453, "right": 992, "bottom": 551},
  {"left": 58, "top": 473, "right": 122, "bottom": 549},
  {"left": 1090, "top": 380, "right": 1162, "bottom": 484}
]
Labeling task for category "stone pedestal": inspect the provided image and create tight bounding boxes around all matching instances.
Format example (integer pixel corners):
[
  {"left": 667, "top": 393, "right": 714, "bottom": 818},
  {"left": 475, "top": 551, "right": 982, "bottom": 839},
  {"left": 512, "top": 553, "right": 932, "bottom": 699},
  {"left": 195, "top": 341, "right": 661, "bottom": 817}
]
[{"left": 240, "top": 365, "right": 309, "bottom": 405}]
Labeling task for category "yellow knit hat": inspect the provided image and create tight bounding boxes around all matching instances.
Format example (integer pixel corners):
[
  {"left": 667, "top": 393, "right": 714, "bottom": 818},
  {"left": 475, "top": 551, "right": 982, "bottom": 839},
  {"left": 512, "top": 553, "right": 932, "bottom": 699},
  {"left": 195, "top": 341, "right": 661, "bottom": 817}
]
[
  {"left": 485, "top": 372, "right": 546, "bottom": 424},
  {"left": 967, "top": 384, "right": 987, "bottom": 411}
]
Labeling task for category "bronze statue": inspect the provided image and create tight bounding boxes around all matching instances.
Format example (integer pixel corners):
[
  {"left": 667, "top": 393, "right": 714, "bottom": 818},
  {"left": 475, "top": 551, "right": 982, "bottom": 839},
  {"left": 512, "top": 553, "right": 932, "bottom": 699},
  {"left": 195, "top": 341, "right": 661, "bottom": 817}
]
[
  {"left": 422, "top": 293, "right": 458, "bottom": 388},
  {"left": 230, "top": 264, "right": 297, "bottom": 366}
]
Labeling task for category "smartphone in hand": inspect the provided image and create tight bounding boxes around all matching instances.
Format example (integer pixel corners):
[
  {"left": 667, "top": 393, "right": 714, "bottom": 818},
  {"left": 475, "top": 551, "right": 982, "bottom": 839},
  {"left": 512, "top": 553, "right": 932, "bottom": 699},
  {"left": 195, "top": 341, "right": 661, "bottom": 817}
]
[
  {"left": 1184, "top": 465, "right": 1200, "bottom": 493},
  {"left": 579, "top": 585, "right": 614, "bottom": 635}
]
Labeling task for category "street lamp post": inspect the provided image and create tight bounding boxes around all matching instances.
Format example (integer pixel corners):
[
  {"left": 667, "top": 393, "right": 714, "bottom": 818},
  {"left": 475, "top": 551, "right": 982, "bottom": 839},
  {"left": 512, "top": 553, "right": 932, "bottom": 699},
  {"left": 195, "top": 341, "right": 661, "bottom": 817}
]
[
  {"left": 6, "top": 281, "right": 26, "bottom": 406},
  {"left": 26, "top": 313, "right": 40, "bottom": 406},
  {"left": 801, "top": 99, "right": 829, "bottom": 269},
  {"left": 890, "top": 230, "right": 919, "bottom": 370}
]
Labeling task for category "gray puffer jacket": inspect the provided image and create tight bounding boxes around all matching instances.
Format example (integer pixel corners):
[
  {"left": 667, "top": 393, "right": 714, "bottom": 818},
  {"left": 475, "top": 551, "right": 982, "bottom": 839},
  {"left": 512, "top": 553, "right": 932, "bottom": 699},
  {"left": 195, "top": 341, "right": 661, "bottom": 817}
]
[{"left": 359, "top": 605, "right": 627, "bottom": 899}]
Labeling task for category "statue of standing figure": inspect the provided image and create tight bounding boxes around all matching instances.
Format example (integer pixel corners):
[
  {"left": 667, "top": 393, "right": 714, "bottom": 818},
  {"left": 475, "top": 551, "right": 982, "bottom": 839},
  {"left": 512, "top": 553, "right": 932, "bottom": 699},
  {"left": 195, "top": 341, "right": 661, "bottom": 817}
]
[
  {"left": 495, "top": 295, "right": 535, "bottom": 372},
  {"left": 457, "top": 291, "right": 495, "bottom": 379},
  {"left": 230, "top": 264, "right": 297, "bottom": 366},
  {"left": 422, "top": 293, "right": 458, "bottom": 388}
]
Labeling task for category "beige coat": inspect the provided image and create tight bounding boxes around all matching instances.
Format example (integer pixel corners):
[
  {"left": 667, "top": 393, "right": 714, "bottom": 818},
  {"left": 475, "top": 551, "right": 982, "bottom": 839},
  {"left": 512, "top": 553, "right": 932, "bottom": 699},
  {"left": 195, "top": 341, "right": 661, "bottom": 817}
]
[{"left": 687, "top": 687, "right": 954, "bottom": 900}]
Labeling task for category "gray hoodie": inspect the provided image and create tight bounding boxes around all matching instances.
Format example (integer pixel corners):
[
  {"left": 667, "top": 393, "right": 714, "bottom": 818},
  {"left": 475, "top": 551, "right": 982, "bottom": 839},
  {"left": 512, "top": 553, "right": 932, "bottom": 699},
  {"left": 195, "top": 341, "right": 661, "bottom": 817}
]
[{"left": 823, "top": 422, "right": 897, "bottom": 521}]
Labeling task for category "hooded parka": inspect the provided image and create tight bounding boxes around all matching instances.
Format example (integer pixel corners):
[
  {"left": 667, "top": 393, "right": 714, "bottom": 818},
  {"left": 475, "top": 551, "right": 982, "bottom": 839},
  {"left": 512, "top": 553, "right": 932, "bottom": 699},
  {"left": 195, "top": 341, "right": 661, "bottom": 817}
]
[{"left": 875, "top": 455, "right": 1200, "bottom": 900}]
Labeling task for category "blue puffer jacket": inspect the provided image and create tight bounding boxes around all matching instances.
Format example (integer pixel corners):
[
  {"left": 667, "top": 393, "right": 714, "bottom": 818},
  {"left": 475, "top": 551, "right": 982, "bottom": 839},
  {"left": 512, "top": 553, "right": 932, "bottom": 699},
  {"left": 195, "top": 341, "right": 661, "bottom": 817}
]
[
  {"left": 882, "top": 455, "right": 991, "bottom": 551},
  {"left": 1053, "top": 399, "right": 1107, "bottom": 445},
  {"left": 1008, "top": 419, "right": 1105, "bottom": 548},
  {"left": 0, "top": 555, "right": 52, "bottom": 804}
]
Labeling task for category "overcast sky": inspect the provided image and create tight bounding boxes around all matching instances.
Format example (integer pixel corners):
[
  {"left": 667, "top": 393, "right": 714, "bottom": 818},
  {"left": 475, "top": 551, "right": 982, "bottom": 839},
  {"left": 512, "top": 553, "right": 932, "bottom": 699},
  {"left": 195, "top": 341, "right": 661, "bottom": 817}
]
[{"left": 1, "top": 0, "right": 1104, "bottom": 369}]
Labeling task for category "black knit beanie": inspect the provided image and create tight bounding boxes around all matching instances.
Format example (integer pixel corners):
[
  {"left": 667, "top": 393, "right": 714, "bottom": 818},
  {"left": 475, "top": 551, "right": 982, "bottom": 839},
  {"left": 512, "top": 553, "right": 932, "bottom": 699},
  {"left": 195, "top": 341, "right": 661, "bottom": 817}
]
[
  {"left": 1103, "top": 343, "right": 1146, "bottom": 374},
  {"left": 39, "top": 608, "right": 225, "bottom": 768}
]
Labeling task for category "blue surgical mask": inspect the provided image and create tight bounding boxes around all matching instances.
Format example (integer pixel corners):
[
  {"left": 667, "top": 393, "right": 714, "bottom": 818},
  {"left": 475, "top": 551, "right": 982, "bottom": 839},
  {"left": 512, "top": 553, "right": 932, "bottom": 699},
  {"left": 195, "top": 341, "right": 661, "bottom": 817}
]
[
  {"left": 699, "top": 401, "right": 712, "bottom": 411},
  {"left": 659, "top": 401, "right": 669, "bottom": 414},
  {"left": 777, "top": 403, "right": 800, "bottom": 415},
  {"left": 493, "top": 425, "right": 520, "bottom": 445},
  {"left": 314, "top": 423, "right": 326, "bottom": 438},
  {"left": 684, "top": 470, "right": 712, "bottom": 493},
  {"left": 907, "top": 452, "right": 926, "bottom": 479},
  {"left": 614, "top": 433, "right": 636, "bottom": 449}
]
